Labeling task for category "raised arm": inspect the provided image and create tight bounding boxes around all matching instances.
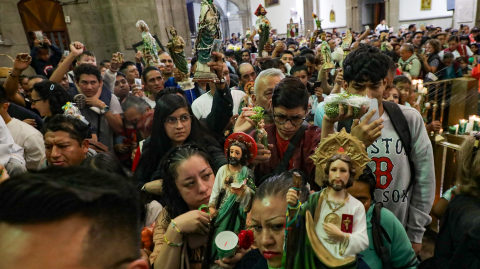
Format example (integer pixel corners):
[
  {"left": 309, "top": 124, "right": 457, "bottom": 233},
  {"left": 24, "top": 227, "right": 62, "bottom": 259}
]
[
  {"left": 4, "top": 54, "right": 31, "bottom": 107},
  {"left": 50, "top": 42, "right": 84, "bottom": 84}
]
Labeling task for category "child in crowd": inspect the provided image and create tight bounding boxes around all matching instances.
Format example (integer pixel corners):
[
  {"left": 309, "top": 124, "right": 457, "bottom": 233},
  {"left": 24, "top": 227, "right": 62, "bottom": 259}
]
[
  {"left": 29, "top": 37, "right": 63, "bottom": 76},
  {"left": 457, "top": 57, "right": 472, "bottom": 76}
]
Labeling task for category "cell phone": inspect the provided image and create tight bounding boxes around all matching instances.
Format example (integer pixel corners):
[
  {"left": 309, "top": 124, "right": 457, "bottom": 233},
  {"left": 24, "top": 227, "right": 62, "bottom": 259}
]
[{"left": 313, "top": 81, "right": 322, "bottom": 88}]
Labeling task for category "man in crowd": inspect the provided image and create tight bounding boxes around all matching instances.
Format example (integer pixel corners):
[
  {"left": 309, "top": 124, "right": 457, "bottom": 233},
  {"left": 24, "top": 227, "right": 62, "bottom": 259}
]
[
  {"left": 0, "top": 86, "right": 44, "bottom": 170},
  {"left": 241, "top": 49, "right": 251, "bottom": 64},
  {"left": 411, "top": 32, "right": 423, "bottom": 47},
  {"left": 236, "top": 62, "right": 257, "bottom": 92},
  {"left": 141, "top": 66, "right": 165, "bottom": 108},
  {"left": 114, "top": 72, "right": 131, "bottom": 104},
  {"left": 121, "top": 96, "right": 152, "bottom": 131},
  {"left": 280, "top": 51, "right": 294, "bottom": 69},
  {"left": 120, "top": 61, "right": 142, "bottom": 87},
  {"left": 399, "top": 43, "right": 421, "bottom": 79},
  {"left": 251, "top": 68, "right": 285, "bottom": 124},
  {"left": 158, "top": 51, "right": 178, "bottom": 88},
  {"left": 0, "top": 167, "right": 149, "bottom": 269},
  {"left": 322, "top": 44, "right": 434, "bottom": 255},
  {"left": 40, "top": 115, "right": 96, "bottom": 168}
]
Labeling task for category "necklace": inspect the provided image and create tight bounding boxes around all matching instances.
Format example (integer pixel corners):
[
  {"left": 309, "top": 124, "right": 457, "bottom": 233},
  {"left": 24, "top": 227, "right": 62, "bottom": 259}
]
[{"left": 322, "top": 189, "right": 349, "bottom": 227}]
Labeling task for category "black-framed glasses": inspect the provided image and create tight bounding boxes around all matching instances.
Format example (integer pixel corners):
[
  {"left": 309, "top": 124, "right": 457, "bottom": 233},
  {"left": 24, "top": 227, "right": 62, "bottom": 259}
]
[
  {"left": 164, "top": 114, "right": 193, "bottom": 127},
  {"left": 273, "top": 109, "right": 305, "bottom": 126},
  {"left": 30, "top": 98, "right": 45, "bottom": 104}
]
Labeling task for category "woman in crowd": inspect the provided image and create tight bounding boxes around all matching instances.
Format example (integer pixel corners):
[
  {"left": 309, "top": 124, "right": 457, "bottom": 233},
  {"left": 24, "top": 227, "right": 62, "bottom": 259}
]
[
  {"left": 234, "top": 170, "right": 309, "bottom": 269},
  {"left": 347, "top": 167, "right": 419, "bottom": 269},
  {"left": 460, "top": 35, "right": 471, "bottom": 46},
  {"left": 420, "top": 136, "right": 480, "bottom": 268},
  {"left": 384, "top": 86, "right": 401, "bottom": 104},
  {"left": 150, "top": 145, "right": 244, "bottom": 269},
  {"left": 420, "top": 39, "right": 441, "bottom": 77},
  {"left": 134, "top": 94, "right": 226, "bottom": 189},
  {"left": 30, "top": 80, "right": 72, "bottom": 120}
]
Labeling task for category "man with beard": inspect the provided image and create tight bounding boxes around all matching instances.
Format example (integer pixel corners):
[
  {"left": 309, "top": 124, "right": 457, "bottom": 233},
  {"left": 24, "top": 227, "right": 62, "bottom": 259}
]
[
  {"left": 208, "top": 134, "right": 256, "bottom": 266},
  {"left": 286, "top": 134, "right": 369, "bottom": 268}
]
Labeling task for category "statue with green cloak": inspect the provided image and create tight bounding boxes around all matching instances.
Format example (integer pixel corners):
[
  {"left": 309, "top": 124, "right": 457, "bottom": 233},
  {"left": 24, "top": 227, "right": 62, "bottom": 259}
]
[{"left": 167, "top": 26, "right": 188, "bottom": 77}]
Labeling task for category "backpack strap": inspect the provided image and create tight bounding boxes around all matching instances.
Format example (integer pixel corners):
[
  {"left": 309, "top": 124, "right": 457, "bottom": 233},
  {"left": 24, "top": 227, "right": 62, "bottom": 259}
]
[
  {"left": 260, "top": 123, "right": 307, "bottom": 181},
  {"left": 371, "top": 202, "right": 393, "bottom": 269},
  {"left": 338, "top": 119, "right": 354, "bottom": 133},
  {"left": 382, "top": 101, "right": 415, "bottom": 193}
]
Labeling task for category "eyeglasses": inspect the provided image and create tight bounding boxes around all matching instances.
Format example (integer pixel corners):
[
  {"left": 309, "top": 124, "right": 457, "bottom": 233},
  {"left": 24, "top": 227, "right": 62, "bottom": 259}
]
[
  {"left": 30, "top": 98, "right": 45, "bottom": 104},
  {"left": 164, "top": 115, "right": 193, "bottom": 127},
  {"left": 273, "top": 109, "right": 305, "bottom": 126}
]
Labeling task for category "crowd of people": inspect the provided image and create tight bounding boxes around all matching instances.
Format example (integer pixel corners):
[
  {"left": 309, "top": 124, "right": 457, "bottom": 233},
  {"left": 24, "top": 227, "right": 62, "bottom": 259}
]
[{"left": 0, "top": 17, "right": 479, "bottom": 269}]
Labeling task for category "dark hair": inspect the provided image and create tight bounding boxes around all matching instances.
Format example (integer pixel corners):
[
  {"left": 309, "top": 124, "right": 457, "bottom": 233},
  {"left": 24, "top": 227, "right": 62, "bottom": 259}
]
[
  {"left": 28, "top": 74, "right": 47, "bottom": 82},
  {"left": 343, "top": 44, "right": 390, "bottom": 83},
  {"left": 228, "top": 142, "right": 249, "bottom": 167},
  {"left": 304, "top": 53, "right": 315, "bottom": 64},
  {"left": 290, "top": 65, "right": 308, "bottom": 75},
  {"left": 322, "top": 153, "right": 356, "bottom": 189},
  {"left": 74, "top": 64, "right": 102, "bottom": 83},
  {"left": 300, "top": 49, "right": 315, "bottom": 56},
  {"left": 190, "top": 56, "right": 198, "bottom": 68},
  {"left": 135, "top": 94, "right": 216, "bottom": 184},
  {"left": 457, "top": 56, "right": 468, "bottom": 63},
  {"left": 76, "top": 50, "right": 95, "bottom": 62},
  {"left": 280, "top": 51, "right": 294, "bottom": 58},
  {"left": 393, "top": 75, "right": 412, "bottom": 86},
  {"left": 155, "top": 87, "right": 187, "bottom": 102},
  {"left": 420, "top": 36, "right": 432, "bottom": 47},
  {"left": 261, "top": 59, "right": 279, "bottom": 70},
  {"left": 0, "top": 85, "right": 8, "bottom": 105},
  {"left": 0, "top": 166, "right": 141, "bottom": 267},
  {"left": 241, "top": 49, "right": 251, "bottom": 56},
  {"left": 99, "top": 60, "right": 110, "bottom": 68},
  {"left": 355, "top": 166, "right": 376, "bottom": 201},
  {"left": 142, "top": 66, "right": 161, "bottom": 83},
  {"left": 254, "top": 170, "right": 309, "bottom": 204},
  {"left": 43, "top": 114, "right": 91, "bottom": 146},
  {"left": 460, "top": 35, "right": 471, "bottom": 46},
  {"left": 32, "top": 80, "right": 73, "bottom": 116},
  {"left": 116, "top": 71, "right": 127, "bottom": 80},
  {"left": 293, "top": 56, "right": 306, "bottom": 66},
  {"left": 82, "top": 152, "right": 130, "bottom": 178},
  {"left": 272, "top": 76, "right": 309, "bottom": 110},
  {"left": 159, "top": 144, "right": 215, "bottom": 223},
  {"left": 120, "top": 61, "right": 136, "bottom": 73},
  {"left": 448, "top": 35, "right": 459, "bottom": 43}
]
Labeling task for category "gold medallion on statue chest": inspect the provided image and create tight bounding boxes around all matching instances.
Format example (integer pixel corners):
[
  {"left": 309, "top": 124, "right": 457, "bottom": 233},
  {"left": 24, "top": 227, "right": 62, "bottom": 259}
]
[{"left": 324, "top": 212, "right": 341, "bottom": 227}]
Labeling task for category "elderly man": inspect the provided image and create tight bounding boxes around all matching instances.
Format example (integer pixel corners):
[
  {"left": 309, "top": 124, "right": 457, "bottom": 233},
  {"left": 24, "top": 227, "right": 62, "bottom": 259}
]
[
  {"left": 251, "top": 68, "right": 285, "bottom": 124},
  {"left": 40, "top": 115, "right": 96, "bottom": 168},
  {"left": 399, "top": 44, "right": 421, "bottom": 79}
]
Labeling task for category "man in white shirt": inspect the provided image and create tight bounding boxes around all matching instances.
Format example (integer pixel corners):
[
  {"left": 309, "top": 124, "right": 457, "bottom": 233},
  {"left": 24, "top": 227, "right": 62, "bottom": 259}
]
[
  {"left": 192, "top": 63, "right": 245, "bottom": 119},
  {"left": 0, "top": 87, "right": 44, "bottom": 170},
  {"left": 375, "top": 20, "right": 389, "bottom": 34}
]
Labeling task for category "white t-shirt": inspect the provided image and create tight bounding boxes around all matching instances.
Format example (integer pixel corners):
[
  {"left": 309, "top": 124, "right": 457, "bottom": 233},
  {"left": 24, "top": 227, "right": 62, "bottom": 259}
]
[
  {"left": 142, "top": 96, "right": 156, "bottom": 109},
  {"left": 375, "top": 24, "right": 389, "bottom": 32},
  {"left": 110, "top": 94, "right": 123, "bottom": 114},
  {"left": 438, "top": 46, "right": 473, "bottom": 60},
  {"left": 192, "top": 89, "right": 246, "bottom": 119},
  {"left": 0, "top": 116, "right": 25, "bottom": 167},
  {"left": 6, "top": 118, "right": 45, "bottom": 170}
]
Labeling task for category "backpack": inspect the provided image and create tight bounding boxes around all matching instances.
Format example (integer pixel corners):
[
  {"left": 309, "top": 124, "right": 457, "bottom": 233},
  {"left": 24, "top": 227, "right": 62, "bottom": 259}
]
[
  {"left": 371, "top": 202, "right": 419, "bottom": 269},
  {"left": 338, "top": 101, "right": 416, "bottom": 194}
]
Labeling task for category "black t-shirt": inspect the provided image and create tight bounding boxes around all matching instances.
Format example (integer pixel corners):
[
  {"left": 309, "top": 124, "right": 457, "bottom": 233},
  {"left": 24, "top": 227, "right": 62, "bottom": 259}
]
[
  {"left": 7, "top": 103, "right": 44, "bottom": 131},
  {"left": 233, "top": 249, "right": 267, "bottom": 269}
]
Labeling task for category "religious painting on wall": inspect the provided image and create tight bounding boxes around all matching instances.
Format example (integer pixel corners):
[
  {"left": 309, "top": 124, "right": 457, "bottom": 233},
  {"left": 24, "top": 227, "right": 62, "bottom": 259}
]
[
  {"left": 421, "top": 0, "right": 432, "bottom": 10},
  {"left": 265, "top": 0, "right": 279, "bottom": 8},
  {"left": 330, "top": 6, "right": 335, "bottom": 22}
]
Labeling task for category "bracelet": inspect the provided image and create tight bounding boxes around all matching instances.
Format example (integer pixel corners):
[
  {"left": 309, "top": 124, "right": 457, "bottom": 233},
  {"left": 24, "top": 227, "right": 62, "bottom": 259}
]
[
  {"left": 164, "top": 235, "right": 183, "bottom": 247},
  {"left": 171, "top": 220, "right": 183, "bottom": 234},
  {"left": 8, "top": 71, "right": 21, "bottom": 78}
]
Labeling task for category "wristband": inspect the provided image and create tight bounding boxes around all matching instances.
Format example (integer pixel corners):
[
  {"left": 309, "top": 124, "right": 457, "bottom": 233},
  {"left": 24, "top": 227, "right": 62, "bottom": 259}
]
[
  {"left": 164, "top": 235, "right": 183, "bottom": 247},
  {"left": 8, "top": 71, "right": 21, "bottom": 78},
  {"left": 171, "top": 220, "right": 183, "bottom": 235}
]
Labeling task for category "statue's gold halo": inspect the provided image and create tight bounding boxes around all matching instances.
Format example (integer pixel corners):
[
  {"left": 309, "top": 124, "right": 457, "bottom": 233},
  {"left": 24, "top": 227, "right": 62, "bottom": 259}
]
[{"left": 310, "top": 128, "right": 371, "bottom": 187}]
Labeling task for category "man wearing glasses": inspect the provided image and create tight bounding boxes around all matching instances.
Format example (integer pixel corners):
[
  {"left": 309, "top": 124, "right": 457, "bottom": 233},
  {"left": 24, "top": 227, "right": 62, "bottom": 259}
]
[{"left": 251, "top": 76, "right": 322, "bottom": 190}]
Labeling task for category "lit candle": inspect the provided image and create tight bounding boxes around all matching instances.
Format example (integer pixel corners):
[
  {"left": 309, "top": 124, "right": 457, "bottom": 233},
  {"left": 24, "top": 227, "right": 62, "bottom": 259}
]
[
  {"left": 417, "top": 83, "right": 424, "bottom": 93},
  {"left": 454, "top": 124, "right": 459, "bottom": 135},
  {"left": 440, "top": 129, "right": 443, "bottom": 135},
  {"left": 467, "top": 123, "right": 474, "bottom": 133},
  {"left": 412, "top": 79, "right": 418, "bottom": 85},
  {"left": 469, "top": 115, "right": 477, "bottom": 125},
  {"left": 459, "top": 120, "right": 468, "bottom": 134}
]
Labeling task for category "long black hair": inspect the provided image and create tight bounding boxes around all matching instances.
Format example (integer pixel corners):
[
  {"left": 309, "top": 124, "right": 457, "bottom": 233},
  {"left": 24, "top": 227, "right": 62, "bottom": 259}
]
[
  {"left": 32, "top": 80, "right": 72, "bottom": 116},
  {"left": 135, "top": 94, "right": 216, "bottom": 185},
  {"left": 159, "top": 144, "right": 216, "bottom": 225},
  {"left": 82, "top": 152, "right": 130, "bottom": 178}
]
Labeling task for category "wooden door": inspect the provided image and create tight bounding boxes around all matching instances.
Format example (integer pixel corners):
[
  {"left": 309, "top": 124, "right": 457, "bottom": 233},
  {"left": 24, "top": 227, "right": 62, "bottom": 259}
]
[{"left": 17, "top": 0, "right": 70, "bottom": 52}]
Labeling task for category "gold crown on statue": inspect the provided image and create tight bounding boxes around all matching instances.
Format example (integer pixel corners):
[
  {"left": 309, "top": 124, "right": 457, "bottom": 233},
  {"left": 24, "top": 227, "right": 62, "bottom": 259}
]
[{"left": 310, "top": 128, "right": 371, "bottom": 185}]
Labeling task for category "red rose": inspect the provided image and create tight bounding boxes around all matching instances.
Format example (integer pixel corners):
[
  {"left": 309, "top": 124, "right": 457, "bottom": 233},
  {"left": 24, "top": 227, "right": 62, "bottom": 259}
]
[{"left": 238, "top": 230, "right": 254, "bottom": 250}]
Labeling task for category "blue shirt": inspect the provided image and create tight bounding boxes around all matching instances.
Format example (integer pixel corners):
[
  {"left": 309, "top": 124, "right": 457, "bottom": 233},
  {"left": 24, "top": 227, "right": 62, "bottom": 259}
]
[{"left": 313, "top": 101, "right": 326, "bottom": 128}]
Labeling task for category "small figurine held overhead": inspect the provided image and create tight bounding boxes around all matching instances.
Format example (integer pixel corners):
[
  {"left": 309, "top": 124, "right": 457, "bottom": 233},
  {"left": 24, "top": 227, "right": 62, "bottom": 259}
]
[
  {"left": 166, "top": 26, "right": 188, "bottom": 77},
  {"left": 136, "top": 20, "right": 159, "bottom": 66},
  {"left": 207, "top": 132, "right": 257, "bottom": 266},
  {"left": 193, "top": 0, "right": 222, "bottom": 82},
  {"left": 321, "top": 41, "right": 335, "bottom": 70},
  {"left": 254, "top": 4, "right": 271, "bottom": 57},
  {"left": 249, "top": 106, "right": 268, "bottom": 149}
]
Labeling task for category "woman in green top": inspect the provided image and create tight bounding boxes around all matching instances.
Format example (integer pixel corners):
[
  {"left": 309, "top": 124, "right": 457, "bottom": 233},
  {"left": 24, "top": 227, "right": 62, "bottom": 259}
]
[{"left": 347, "top": 168, "right": 419, "bottom": 269}]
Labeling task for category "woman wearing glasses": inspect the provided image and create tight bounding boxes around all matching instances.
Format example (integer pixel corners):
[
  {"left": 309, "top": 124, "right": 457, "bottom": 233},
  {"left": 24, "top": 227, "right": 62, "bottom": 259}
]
[
  {"left": 251, "top": 76, "right": 322, "bottom": 190},
  {"left": 30, "top": 80, "right": 72, "bottom": 120},
  {"left": 135, "top": 93, "right": 227, "bottom": 190}
]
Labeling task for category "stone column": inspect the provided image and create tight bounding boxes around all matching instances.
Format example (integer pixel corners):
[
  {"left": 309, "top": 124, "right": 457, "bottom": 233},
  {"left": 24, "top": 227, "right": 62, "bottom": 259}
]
[
  {"left": 387, "top": 0, "right": 400, "bottom": 31},
  {"left": 303, "top": 0, "right": 315, "bottom": 35}
]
